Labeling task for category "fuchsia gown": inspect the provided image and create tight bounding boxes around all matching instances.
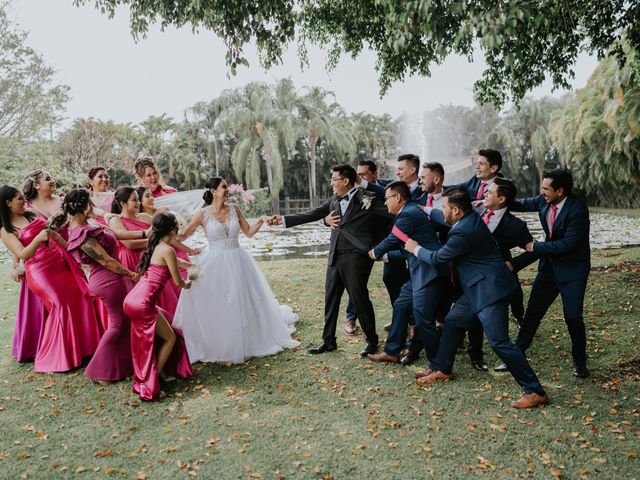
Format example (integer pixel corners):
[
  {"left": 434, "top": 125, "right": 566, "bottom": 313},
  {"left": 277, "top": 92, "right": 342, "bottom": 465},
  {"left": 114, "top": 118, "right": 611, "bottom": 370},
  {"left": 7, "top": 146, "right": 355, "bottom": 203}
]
[
  {"left": 68, "top": 225, "right": 133, "bottom": 381},
  {"left": 11, "top": 203, "right": 71, "bottom": 363},
  {"left": 116, "top": 216, "right": 180, "bottom": 316},
  {"left": 123, "top": 264, "right": 192, "bottom": 400},
  {"left": 19, "top": 217, "right": 102, "bottom": 372},
  {"left": 11, "top": 277, "right": 45, "bottom": 362}
]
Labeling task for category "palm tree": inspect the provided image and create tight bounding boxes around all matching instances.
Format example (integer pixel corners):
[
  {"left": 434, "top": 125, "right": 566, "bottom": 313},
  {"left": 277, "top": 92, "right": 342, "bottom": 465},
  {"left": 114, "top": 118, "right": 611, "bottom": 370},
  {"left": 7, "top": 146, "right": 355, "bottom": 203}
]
[
  {"left": 218, "top": 82, "right": 296, "bottom": 213},
  {"left": 350, "top": 112, "right": 398, "bottom": 162},
  {"left": 298, "top": 86, "right": 355, "bottom": 205}
]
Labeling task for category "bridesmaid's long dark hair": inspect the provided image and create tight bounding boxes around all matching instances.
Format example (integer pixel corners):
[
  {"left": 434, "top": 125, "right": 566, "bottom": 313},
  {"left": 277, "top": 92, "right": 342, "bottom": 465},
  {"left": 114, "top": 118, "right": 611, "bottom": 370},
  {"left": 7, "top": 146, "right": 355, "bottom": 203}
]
[
  {"left": 0, "top": 185, "right": 36, "bottom": 234},
  {"left": 111, "top": 186, "right": 136, "bottom": 214},
  {"left": 135, "top": 186, "right": 150, "bottom": 213},
  {"left": 48, "top": 189, "right": 92, "bottom": 231},
  {"left": 202, "top": 177, "right": 223, "bottom": 206},
  {"left": 138, "top": 212, "right": 179, "bottom": 275}
]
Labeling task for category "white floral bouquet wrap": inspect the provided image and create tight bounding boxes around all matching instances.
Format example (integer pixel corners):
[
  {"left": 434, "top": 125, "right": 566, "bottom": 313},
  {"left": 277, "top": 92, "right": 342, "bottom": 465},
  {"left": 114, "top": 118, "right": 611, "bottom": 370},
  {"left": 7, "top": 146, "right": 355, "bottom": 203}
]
[{"left": 187, "top": 264, "right": 203, "bottom": 282}]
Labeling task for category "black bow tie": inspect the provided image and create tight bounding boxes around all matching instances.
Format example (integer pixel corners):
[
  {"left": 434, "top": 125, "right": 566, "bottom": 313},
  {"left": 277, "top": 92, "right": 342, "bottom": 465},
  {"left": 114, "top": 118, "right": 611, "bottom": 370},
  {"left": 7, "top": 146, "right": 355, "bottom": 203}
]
[{"left": 337, "top": 194, "right": 349, "bottom": 202}]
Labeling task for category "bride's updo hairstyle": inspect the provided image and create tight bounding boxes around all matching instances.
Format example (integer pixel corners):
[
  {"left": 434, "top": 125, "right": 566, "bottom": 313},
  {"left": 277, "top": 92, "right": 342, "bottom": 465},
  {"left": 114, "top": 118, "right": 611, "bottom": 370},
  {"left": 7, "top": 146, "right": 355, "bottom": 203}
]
[
  {"left": 111, "top": 186, "right": 136, "bottom": 214},
  {"left": 138, "top": 212, "right": 179, "bottom": 275},
  {"left": 48, "top": 189, "right": 91, "bottom": 231},
  {"left": 202, "top": 177, "right": 224, "bottom": 206}
]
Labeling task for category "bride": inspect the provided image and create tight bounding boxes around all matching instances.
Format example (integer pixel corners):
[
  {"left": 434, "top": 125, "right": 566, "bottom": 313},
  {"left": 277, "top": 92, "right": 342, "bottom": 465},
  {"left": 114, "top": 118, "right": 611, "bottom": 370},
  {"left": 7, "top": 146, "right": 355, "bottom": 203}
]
[{"left": 171, "top": 177, "right": 299, "bottom": 363}]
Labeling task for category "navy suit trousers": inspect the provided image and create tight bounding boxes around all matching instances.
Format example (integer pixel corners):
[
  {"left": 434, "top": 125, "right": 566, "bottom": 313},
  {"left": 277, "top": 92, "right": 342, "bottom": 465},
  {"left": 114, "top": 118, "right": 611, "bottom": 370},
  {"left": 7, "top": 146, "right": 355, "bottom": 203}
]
[
  {"left": 346, "top": 259, "right": 409, "bottom": 319},
  {"left": 384, "top": 277, "right": 447, "bottom": 359},
  {"left": 430, "top": 295, "right": 545, "bottom": 395},
  {"left": 516, "top": 264, "right": 588, "bottom": 365}
]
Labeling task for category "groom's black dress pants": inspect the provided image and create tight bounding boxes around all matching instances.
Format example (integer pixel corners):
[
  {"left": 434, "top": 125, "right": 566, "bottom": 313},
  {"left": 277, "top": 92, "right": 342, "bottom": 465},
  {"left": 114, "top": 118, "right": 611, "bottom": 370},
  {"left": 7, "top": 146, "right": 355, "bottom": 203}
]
[{"left": 323, "top": 251, "right": 378, "bottom": 345}]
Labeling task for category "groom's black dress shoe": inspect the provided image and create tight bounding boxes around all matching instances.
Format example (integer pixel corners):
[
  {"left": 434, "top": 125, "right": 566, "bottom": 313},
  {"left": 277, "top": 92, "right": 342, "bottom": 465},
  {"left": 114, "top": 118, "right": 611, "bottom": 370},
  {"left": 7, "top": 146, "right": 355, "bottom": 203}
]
[
  {"left": 359, "top": 343, "right": 378, "bottom": 357},
  {"left": 470, "top": 358, "right": 488, "bottom": 372},
  {"left": 308, "top": 342, "right": 337, "bottom": 354},
  {"left": 573, "top": 363, "right": 590, "bottom": 378}
]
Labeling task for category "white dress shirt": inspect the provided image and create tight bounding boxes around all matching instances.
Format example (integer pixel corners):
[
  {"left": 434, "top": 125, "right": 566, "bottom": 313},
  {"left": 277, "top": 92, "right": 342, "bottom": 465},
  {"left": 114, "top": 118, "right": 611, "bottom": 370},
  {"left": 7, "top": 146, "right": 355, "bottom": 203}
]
[
  {"left": 484, "top": 206, "right": 507, "bottom": 233},
  {"left": 545, "top": 196, "right": 567, "bottom": 232}
]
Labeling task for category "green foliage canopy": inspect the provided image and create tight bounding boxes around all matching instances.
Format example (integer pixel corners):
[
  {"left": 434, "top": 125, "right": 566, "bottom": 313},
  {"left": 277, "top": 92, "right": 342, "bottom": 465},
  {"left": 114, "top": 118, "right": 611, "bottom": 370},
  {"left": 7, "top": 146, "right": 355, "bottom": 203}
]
[{"left": 76, "top": 0, "right": 640, "bottom": 105}]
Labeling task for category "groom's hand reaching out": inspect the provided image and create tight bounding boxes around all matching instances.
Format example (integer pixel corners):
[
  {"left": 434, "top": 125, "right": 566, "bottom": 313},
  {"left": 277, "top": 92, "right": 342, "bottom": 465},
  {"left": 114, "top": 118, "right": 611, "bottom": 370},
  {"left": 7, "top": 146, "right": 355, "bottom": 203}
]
[{"left": 268, "top": 215, "right": 283, "bottom": 226}]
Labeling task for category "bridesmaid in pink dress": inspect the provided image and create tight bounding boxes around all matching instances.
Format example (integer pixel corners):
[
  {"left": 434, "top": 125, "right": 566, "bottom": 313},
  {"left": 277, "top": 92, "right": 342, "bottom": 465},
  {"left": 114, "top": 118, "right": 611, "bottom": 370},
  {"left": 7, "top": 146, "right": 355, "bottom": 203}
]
[
  {"left": 9, "top": 255, "right": 44, "bottom": 362},
  {"left": 109, "top": 187, "right": 180, "bottom": 315},
  {"left": 8, "top": 169, "right": 64, "bottom": 361},
  {"left": 58, "top": 189, "right": 141, "bottom": 382},
  {"left": 136, "top": 186, "right": 199, "bottom": 290},
  {"left": 124, "top": 212, "right": 192, "bottom": 400},
  {"left": 133, "top": 156, "right": 177, "bottom": 198},
  {"left": 0, "top": 185, "right": 101, "bottom": 372},
  {"left": 87, "top": 166, "right": 115, "bottom": 226}
]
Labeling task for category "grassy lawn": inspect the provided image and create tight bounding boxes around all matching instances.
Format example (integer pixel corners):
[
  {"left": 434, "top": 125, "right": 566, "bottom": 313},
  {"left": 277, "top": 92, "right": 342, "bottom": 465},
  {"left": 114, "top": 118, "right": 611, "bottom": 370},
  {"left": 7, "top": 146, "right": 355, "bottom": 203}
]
[{"left": 0, "top": 248, "right": 639, "bottom": 479}]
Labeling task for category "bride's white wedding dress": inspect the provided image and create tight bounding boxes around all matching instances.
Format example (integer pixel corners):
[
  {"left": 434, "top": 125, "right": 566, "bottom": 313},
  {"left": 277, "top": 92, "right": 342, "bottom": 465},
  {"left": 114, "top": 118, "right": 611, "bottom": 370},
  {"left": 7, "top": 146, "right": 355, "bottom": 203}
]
[{"left": 172, "top": 207, "right": 300, "bottom": 363}]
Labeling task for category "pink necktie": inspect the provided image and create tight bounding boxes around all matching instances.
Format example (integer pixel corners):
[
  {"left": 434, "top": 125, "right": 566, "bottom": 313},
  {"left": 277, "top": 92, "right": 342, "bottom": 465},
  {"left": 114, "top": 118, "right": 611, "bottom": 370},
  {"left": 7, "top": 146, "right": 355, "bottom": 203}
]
[
  {"left": 476, "top": 182, "right": 487, "bottom": 199},
  {"left": 549, "top": 204, "right": 558, "bottom": 238},
  {"left": 483, "top": 210, "right": 494, "bottom": 225},
  {"left": 427, "top": 195, "right": 434, "bottom": 207}
]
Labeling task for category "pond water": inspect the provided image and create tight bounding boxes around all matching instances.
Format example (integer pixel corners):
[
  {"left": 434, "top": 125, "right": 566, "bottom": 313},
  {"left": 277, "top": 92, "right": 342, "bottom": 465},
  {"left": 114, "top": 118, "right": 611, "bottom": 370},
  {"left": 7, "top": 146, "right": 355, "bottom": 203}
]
[
  {"left": 1, "top": 212, "right": 639, "bottom": 264},
  {"left": 190, "top": 211, "right": 640, "bottom": 260}
]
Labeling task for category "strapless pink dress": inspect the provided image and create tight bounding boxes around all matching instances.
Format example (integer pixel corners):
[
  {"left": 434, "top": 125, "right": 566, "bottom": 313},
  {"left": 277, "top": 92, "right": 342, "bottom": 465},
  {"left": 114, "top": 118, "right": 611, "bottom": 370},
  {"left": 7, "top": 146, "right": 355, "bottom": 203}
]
[
  {"left": 20, "top": 218, "right": 101, "bottom": 372},
  {"left": 123, "top": 264, "right": 192, "bottom": 400},
  {"left": 116, "top": 217, "right": 179, "bottom": 316},
  {"left": 68, "top": 225, "right": 133, "bottom": 381}
]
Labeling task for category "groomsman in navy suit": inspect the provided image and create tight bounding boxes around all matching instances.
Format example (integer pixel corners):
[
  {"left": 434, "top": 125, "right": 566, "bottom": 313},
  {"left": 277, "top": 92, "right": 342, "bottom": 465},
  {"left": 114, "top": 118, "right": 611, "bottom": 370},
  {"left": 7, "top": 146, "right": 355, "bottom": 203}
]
[
  {"left": 356, "top": 154, "right": 424, "bottom": 332},
  {"left": 499, "top": 169, "right": 591, "bottom": 378},
  {"left": 366, "top": 181, "right": 448, "bottom": 364},
  {"left": 406, "top": 188, "right": 549, "bottom": 409},
  {"left": 448, "top": 148, "right": 503, "bottom": 203},
  {"left": 360, "top": 154, "right": 426, "bottom": 205},
  {"left": 341, "top": 160, "right": 409, "bottom": 335},
  {"left": 466, "top": 178, "right": 534, "bottom": 371}
]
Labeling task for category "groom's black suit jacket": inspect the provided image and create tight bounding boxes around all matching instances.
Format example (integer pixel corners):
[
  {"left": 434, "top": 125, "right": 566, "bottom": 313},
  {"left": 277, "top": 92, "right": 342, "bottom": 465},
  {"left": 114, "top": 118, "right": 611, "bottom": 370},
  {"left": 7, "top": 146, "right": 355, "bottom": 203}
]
[{"left": 284, "top": 189, "right": 392, "bottom": 266}]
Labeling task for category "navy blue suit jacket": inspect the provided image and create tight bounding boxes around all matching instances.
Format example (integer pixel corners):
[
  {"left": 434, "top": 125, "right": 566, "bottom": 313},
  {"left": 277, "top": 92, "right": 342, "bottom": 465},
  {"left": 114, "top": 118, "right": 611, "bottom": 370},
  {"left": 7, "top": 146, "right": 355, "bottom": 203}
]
[
  {"left": 364, "top": 181, "right": 426, "bottom": 205},
  {"left": 511, "top": 194, "right": 591, "bottom": 281},
  {"left": 416, "top": 210, "right": 517, "bottom": 313},
  {"left": 447, "top": 173, "right": 504, "bottom": 199},
  {"left": 372, "top": 203, "right": 447, "bottom": 285}
]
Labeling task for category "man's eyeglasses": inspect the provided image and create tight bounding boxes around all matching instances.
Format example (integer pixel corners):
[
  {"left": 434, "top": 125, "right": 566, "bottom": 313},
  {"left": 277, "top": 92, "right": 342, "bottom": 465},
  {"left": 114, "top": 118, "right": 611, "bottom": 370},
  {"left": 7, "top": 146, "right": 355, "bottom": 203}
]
[
  {"left": 330, "top": 176, "right": 346, "bottom": 182},
  {"left": 384, "top": 193, "right": 399, "bottom": 201}
]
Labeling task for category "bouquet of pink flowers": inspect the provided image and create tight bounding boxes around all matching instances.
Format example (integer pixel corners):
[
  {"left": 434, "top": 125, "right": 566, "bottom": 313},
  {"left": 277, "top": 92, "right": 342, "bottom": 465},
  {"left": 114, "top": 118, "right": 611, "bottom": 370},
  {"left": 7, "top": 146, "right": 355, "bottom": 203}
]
[{"left": 227, "top": 184, "right": 256, "bottom": 208}]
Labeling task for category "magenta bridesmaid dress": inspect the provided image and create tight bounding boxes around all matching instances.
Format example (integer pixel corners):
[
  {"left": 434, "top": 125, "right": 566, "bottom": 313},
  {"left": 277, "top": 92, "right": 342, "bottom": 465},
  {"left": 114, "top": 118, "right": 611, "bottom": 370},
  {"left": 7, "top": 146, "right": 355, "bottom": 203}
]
[
  {"left": 19, "top": 217, "right": 102, "bottom": 372},
  {"left": 117, "top": 217, "right": 179, "bottom": 316},
  {"left": 123, "top": 264, "right": 192, "bottom": 400},
  {"left": 68, "top": 225, "right": 133, "bottom": 381},
  {"left": 11, "top": 277, "right": 45, "bottom": 362}
]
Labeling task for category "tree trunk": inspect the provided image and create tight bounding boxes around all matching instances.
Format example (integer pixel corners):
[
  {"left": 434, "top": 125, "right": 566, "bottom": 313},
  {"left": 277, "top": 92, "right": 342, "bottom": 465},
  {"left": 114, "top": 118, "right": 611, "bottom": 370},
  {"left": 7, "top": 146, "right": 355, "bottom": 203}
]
[
  {"left": 310, "top": 134, "right": 318, "bottom": 206},
  {"left": 263, "top": 149, "right": 280, "bottom": 214}
]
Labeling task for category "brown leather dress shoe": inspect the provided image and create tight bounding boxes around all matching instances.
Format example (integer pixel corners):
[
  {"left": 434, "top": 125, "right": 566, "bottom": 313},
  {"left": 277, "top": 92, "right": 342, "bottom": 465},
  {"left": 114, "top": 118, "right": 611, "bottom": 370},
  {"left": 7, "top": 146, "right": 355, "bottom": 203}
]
[
  {"left": 383, "top": 322, "right": 392, "bottom": 332},
  {"left": 511, "top": 392, "right": 550, "bottom": 409},
  {"left": 344, "top": 319, "right": 358, "bottom": 335},
  {"left": 415, "top": 368, "right": 433, "bottom": 379},
  {"left": 416, "top": 370, "right": 453, "bottom": 386},
  {"left": 367, "top": 352, "right": 399, "bottom": 363}
]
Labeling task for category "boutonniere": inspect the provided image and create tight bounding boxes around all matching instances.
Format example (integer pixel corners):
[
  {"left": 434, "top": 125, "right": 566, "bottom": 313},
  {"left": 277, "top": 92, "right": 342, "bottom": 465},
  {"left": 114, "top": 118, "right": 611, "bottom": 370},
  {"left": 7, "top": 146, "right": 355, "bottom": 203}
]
[{"left": 361, "top": 195, "right": 373, "bottom": 210}]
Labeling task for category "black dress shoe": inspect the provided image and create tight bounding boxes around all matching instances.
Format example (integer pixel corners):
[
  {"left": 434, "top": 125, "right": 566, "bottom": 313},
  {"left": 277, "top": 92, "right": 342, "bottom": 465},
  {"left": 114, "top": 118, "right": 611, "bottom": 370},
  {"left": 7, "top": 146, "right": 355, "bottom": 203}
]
[
  {"left": 308, "top": 342, "right": 337, "bottom": 354},
  {"left": 470, "top": 358, "right": 488, "bottom": 372},
  {"left": 359, "top": 343, "right": 378, "bottom": 357},
  {"left": 573, "top": 363, "right": 590, "bottom": 378},
  {"left": 400, "top": 351, "right": 420, "bottom": 366}
]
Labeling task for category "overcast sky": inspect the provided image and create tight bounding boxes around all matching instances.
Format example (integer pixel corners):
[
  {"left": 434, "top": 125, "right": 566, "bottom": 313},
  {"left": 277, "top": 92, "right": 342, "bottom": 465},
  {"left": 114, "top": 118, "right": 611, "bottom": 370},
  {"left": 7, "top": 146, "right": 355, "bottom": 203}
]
[{"left": 12, "top": 1, "right": 599, "bottom": 126}]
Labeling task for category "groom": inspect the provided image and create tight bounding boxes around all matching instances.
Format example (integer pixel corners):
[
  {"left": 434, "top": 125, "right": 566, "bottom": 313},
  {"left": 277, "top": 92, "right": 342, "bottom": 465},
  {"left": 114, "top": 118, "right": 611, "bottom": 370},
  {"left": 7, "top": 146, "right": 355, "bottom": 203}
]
[{"left": 270, "top": 164, "right": 392, "bottom": 356}]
